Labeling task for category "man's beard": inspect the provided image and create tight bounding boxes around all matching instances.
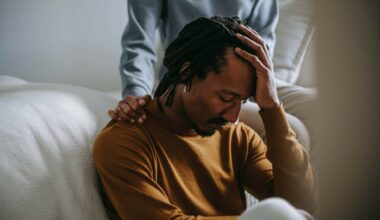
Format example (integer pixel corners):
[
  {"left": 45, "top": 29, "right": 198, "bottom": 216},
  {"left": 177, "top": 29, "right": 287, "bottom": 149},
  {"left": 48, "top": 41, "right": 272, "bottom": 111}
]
[
  {"left": 190, "top": 117, "right": 229, "bottom": 137},
  {"left": 193, "top": 126, "right": 216, "bottom": 137}
]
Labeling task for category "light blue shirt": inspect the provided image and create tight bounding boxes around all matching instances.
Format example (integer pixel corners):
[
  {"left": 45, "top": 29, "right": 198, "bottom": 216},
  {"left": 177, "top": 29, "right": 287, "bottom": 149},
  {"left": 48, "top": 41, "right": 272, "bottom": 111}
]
[{"left": 120, "top": 0, "right": 278, "bottom": 97}]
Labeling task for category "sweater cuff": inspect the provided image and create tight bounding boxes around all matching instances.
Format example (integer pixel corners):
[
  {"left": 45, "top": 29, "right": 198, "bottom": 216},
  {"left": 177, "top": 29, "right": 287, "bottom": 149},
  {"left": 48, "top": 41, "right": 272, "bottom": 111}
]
[
  {"left": 122, "top": 86, "right": 149, "bottom": 98},
  {"left": 258, "top": 103, "right": 291, "bottom": 138}
]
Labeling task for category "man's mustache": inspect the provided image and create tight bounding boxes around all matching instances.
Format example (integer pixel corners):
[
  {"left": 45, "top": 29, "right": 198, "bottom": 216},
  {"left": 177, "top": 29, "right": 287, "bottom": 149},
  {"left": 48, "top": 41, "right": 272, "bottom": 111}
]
[{"left": 207, "top": 117, "right": 228, "bottom": 126}]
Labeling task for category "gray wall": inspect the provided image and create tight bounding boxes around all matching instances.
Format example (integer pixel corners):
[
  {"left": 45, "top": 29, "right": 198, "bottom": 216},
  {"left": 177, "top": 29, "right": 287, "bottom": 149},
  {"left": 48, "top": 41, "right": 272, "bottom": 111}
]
[{"left": 0, "top": 0, "right": 126, "bottom": 91}]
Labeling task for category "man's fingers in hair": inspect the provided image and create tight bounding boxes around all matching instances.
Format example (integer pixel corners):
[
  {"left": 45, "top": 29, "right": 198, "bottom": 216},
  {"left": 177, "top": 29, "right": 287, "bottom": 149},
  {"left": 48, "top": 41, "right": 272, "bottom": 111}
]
[
  {"left": 235, "top": 47, "right": 268, "bottom": 74},
  {"left": 239, "top": 24, "right": 265, "bottom": 48},
  {"left": 239, "top": 24, "right": 271, "bottom": 63},
  {"left": 235, "top": 33, "right": 271, "bottom": 68}
]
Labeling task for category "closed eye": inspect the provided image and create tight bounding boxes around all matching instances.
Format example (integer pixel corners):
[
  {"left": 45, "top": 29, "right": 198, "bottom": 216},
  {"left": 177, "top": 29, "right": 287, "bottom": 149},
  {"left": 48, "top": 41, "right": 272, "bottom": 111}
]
[{"left": 219, "top": 95, "right": 235, "bottom": 103}]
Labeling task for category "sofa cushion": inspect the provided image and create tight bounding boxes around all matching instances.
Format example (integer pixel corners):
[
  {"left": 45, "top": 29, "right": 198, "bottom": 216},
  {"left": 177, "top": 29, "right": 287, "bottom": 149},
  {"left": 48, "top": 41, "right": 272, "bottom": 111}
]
[
  {"left": 0, "top": 76, "right": 117, "bottom": 219},
  {"left": 273, "top": 0, "right": 315, "bottom": 84}
]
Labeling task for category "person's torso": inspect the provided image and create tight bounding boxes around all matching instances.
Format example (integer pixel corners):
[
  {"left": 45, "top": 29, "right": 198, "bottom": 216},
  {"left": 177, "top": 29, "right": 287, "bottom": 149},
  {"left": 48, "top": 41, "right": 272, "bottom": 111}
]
[
  {"left": 138, "top": 101, "right": 252, "bottom": 215},
  {"left": 160, "top": 0, "right": 258, "bottom": 46}
]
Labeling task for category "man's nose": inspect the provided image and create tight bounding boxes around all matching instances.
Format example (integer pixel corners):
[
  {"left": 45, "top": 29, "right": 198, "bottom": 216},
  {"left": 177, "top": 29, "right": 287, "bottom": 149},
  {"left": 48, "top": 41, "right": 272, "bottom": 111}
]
[{"left": 222, "top": 101, "right": 241, "bottom": 123}]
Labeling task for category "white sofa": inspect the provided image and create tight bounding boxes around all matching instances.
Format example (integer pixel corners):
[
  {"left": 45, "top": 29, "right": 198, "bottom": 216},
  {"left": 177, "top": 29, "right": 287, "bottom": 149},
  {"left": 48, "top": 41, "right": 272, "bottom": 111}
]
[{"left": 0, "top": 0, "right": 315, "bottom": 219}]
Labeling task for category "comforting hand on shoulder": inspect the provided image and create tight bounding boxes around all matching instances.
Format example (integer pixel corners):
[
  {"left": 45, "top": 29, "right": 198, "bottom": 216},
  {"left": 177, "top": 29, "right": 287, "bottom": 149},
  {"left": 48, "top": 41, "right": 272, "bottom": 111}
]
[{"left": 108, "top": 95, "right": 152, "bottom": 123}]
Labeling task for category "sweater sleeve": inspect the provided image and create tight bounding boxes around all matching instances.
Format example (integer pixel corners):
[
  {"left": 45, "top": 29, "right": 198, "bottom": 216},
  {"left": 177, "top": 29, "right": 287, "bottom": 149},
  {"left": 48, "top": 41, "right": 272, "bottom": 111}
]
[
  {"left": 242, "top": 105, "right": 317, "bottom": 213},
  {"left": 120, "top": 0, "right": 162, "bottom": 97},
  {"left": 93, "top": 124, "right": 238, "bottom": 220}
]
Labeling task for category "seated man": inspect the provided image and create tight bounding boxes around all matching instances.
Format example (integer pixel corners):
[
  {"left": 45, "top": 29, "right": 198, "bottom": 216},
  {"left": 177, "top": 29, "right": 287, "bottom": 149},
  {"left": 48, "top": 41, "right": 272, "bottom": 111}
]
[{"left": 93, "top": 16, "right": 317, "bottom": 220}]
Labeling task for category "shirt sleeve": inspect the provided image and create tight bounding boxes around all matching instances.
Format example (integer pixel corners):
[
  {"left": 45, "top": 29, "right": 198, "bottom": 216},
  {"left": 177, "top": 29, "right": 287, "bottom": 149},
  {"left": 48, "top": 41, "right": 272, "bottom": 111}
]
[
  {"left": 242, "top": 105, "right": 318, "bottom": 214},
  {"left": 245, "top": 0, "right": 279, "bottom": 59},
  {"left": 93, "top": 124, "right": 238, "bottom": 220},
  {"left": 120, "top": 0, "right": 162, "bottom": 97}
]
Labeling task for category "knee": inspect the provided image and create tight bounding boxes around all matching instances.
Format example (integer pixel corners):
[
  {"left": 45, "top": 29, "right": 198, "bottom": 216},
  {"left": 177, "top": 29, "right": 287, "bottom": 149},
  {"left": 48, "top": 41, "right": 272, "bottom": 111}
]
[
  {"left": 239, "top": 198, "right": 307, "bottom": 220},
  {"left": 285, "top": 114, "right": 310, "bottom": 152},
  {"left": 239, "top": 101, "right": 265, "bottom": 138},
  {"left": 278, "top": 85, "right": 318, "bottom": 102}
]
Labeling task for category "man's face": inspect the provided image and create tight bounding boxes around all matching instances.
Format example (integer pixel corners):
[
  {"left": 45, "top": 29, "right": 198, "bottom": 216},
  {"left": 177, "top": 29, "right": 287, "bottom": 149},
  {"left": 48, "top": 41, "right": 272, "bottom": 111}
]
[{"left": 180, "top": 47, "right": 256, "bottom": 136}]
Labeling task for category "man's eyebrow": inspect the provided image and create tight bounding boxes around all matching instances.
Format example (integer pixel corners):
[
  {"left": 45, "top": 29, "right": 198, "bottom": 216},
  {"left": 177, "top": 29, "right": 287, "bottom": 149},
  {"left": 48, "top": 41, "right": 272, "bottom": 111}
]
[{"left": 221, "top": 89, "right": 243, "bottom": 98}]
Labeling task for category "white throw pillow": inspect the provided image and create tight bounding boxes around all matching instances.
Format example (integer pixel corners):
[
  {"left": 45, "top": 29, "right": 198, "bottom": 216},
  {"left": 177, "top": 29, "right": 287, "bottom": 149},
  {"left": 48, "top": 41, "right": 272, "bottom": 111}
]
[
  {"left": 273, "top": 0, "right": 315, "bottom": 84},
  {"left": 0, "top": 76, "right": 117, "bottom": 219}
]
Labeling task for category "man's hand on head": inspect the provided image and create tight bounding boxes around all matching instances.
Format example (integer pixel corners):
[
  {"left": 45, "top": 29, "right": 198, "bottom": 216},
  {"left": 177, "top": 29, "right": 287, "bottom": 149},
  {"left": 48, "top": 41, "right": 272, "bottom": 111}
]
[
  {"left": 234, "top": 24, "right": 280, "bottom": 110},
  {"left": 108, "top": 94, "right": 152, "bottom": 123}
]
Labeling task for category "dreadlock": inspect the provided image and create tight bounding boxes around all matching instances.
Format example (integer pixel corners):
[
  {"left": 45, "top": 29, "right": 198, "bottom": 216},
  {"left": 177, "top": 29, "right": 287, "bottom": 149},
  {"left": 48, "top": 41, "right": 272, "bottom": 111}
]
[{"left": 154, "top": 16, "right": 257, "bottom": 107}]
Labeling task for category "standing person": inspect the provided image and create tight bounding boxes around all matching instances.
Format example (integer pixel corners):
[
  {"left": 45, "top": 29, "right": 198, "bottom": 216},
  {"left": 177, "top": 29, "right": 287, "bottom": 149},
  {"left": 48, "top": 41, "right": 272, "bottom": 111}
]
[{"left": 111, "top": 0, "right": 315, "bottom": 151}]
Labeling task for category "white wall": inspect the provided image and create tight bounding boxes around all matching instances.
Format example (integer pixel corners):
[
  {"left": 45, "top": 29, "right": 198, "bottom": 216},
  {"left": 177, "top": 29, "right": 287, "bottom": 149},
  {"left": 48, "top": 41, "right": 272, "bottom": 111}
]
[{"left": 0, "top": 0, "right": 126, "bottom": 91}]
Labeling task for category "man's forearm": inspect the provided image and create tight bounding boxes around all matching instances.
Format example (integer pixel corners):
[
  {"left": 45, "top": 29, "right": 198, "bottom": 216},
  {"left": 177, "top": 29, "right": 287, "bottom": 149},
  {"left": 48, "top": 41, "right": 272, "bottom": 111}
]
[{"left": 259, "top": 104, "right": 317, "bottom": 213}]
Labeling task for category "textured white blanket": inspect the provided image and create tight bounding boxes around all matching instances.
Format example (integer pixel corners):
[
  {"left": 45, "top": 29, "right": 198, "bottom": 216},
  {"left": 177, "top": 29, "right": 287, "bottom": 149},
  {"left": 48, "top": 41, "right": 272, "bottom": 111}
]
[{"left": 0, "top": 75, "right": 117, "bottom": 219}]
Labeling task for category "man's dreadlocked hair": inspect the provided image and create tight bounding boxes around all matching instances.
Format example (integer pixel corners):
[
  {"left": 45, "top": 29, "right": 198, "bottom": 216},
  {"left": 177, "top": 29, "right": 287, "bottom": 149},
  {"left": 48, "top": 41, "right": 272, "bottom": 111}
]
[{"left": 154, "top": 16, "right": 257, "bottom": 107}]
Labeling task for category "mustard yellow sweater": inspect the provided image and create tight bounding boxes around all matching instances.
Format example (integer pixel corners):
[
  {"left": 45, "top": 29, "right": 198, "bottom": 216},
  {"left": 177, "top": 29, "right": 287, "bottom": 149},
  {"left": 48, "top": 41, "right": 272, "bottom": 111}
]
[{"left": 93, "top": 100, "right": 317, "bottom": 220}]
